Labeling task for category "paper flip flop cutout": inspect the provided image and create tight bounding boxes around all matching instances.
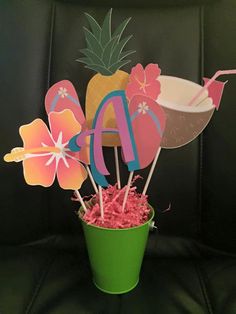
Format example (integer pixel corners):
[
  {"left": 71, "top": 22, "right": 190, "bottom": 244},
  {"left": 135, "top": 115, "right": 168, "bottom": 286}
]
[
  {"left": 45, "top": 80, "right": 90, "bottom": 165},
  {"left": 45, "top": 80, "right": 86, "bottom": 127},
  {"left": 129, "top": 95, "right": 166, "bottom": 169}
]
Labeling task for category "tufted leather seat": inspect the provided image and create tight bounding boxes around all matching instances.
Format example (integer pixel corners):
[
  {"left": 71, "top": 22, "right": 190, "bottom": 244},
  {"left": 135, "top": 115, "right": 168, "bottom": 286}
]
[{"left": 1, "top": 0, "right": 236, "bottom": 313}]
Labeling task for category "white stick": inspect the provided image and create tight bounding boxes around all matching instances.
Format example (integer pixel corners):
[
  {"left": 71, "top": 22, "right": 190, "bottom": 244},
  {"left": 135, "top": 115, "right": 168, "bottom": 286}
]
[
  {"left": 114, "top": 146, "right": 121, "bottom": 189},
  {"left": 188, "top": 69, "right": 236, "bottom": 106},
  {"left": 75, "top": 190, "right": 87, "bottom": 212},
  {"left": 122, "top": 171, "right": 134, "bottom": 212},
  {"left": 85, "top": 165, "right": 98, "bottom": 194},
  {"left": 142, "top": 147, "right": 162, "bottom": 195},
  {"left": 98, "top": 185, "right": 104, "bottom": 219}
]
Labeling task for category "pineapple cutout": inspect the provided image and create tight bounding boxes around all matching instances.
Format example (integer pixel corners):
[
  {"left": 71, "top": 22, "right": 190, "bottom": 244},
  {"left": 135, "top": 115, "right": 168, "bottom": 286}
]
[{"left": 77, "top": 9, "right": 135, "bottom": 146}]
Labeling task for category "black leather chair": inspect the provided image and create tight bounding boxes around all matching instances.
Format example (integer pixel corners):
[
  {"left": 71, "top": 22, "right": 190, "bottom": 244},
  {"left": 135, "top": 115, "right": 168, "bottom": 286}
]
[{"left": 1, "top": 0, "right": 236, "bottom": 313}]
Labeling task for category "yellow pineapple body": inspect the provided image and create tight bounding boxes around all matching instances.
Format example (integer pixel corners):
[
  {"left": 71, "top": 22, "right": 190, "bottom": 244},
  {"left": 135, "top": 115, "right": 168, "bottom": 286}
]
[{"left": 86, "top": 70, "right": 129, "bottom": 146}]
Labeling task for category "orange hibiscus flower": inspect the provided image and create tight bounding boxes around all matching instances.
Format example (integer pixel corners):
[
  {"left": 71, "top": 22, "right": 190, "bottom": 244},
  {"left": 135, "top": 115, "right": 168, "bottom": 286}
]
[{"left": 4, "top": 109, "right": 88, "bottom": 190}]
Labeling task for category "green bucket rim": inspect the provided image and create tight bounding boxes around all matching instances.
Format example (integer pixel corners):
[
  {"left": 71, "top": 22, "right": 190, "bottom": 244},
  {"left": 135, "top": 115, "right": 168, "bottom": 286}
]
[{"left": 79, "top": 204, "right": 155, "bottom": 232}]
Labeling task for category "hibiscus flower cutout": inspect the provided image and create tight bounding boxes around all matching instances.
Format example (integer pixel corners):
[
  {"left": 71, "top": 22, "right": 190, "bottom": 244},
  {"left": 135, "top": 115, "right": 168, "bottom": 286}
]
[
  {"left": 4, "top": 109, "right": 88, "bottom": 190},
  {"left": 126, "top": 63, "right": 161, "bottom": 101}
]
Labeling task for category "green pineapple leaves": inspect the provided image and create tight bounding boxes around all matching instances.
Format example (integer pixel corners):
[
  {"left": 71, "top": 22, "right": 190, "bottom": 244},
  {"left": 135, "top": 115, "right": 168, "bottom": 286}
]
[
  {"left": 84, "top": 13, "right": 101, "bottom": 41},
  {"left": 112, "top": 17, "right": 131, "bottom": 41},
  {"left": 85, "top": 64, "right": 113, "bottom": 76},
  {"left": 101, "top": 9, "right": 112, "bottom": 47},
  {"left": 119, "top": 50, "right": 136, "bottom": 61},
  {"left": 77, "top": 9, "right": 135, "bottom": 75},
  {"left": 109, "top": 35, "right": 133, "bottom": 66},
  {"left": 102, "top": 36, "right": 119, "bottom": 67},
  {"left": 108, "top": 60, "right": 131, "bottom": 73},
  {"left": 83, "top": 27, "right": 103, "bottom": 58}
]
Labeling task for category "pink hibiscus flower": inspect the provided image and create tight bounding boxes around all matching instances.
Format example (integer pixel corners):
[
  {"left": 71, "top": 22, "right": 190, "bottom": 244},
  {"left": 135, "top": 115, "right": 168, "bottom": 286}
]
[
  {"left": 126, "top": 63, "right": 161, "bottom": 101},
  {"left": 4, "top": 109, "right": 88, "bottom": 190}
]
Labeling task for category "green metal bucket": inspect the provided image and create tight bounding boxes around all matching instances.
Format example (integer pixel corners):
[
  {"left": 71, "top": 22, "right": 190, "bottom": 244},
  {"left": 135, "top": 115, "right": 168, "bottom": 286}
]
[{"left": 79, "top": 206, "right": 154, "bottom": 294}]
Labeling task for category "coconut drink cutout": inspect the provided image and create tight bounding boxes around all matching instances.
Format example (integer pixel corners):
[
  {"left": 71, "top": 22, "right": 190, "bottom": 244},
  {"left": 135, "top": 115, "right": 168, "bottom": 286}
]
[
  {"left": 158, "top": 75, "right": 214, "bottom": 149},
  {"left": 125, "top": 66, "right": 236, "bottom": 195},
  {"left": 158, "top": 70, "right": 236, "bottom": 148}
]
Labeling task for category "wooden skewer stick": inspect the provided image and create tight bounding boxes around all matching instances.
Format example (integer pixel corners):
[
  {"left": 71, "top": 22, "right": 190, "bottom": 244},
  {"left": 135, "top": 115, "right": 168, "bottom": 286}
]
[
  {"left": 75, "top": 190, "right": 87, "bottom": 213},
  {"left": 122, "top": 171, "right": 134, "bottom": 212},
  {"left": 142, "top": 147, "right": 162, "bottom": 196},
  {"left": 114, "top": 146, "right": 121, "bottom": 189},
  {"left": 98, "top": 185, "right": 104, "bottom": 220},
  {"left": 85, "top": 165, "right": 98, "bottom": 194}
]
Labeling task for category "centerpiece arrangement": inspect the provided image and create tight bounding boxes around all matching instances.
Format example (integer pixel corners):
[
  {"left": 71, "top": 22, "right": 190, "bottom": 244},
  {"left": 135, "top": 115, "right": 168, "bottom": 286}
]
[{"left": 3, "top": 9, "right": 236, "bottom": 294}]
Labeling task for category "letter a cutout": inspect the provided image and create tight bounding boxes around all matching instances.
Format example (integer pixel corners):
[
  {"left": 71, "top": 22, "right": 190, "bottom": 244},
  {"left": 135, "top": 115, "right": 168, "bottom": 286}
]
[{"left": 69, "top": 90, "right": 140, "bottom": 187}]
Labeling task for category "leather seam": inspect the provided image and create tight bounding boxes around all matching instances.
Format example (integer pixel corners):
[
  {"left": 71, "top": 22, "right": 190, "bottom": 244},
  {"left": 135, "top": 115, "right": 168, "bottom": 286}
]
[
  {"left": 46, "top": 1, "right": 56, "bottom": 89},
  {"left": 194, "top": 261, "right": 214, "bottom": 314},
  {"left": 24, "top": 252, "right": 57, "bottom": 314},
  {"left": 197, "top": 5, "right": 204, "bottom": 241}
]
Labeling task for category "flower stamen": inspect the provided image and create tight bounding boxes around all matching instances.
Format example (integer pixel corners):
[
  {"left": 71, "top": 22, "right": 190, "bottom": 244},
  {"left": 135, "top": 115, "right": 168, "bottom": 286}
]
[{"left": 4, "top": 146, "right": 61, "bottom": 162}]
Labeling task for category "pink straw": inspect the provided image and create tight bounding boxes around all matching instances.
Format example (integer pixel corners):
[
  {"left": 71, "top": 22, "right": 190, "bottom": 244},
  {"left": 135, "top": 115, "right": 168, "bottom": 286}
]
[{"left": 188, "top": 69, "right": 236, "bottom": 106}]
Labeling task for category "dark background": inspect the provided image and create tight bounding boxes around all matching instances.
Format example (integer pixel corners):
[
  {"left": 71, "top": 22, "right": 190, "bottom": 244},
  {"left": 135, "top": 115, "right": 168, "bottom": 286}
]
[
  {"left": 1, "top": 1, "right": 236, "bottom": 313},
  {"left": 1, "top": 0, "right": 236, "bottom": 251}
]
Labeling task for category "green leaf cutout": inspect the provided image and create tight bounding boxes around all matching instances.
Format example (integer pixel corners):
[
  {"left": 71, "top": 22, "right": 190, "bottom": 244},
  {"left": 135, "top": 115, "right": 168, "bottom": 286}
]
[
  {"left": 79, "top": 10, "right": 134, "bottom": 74},
  {"left": 102, "top": 36, "right": 119, "bottom": 67},
  {"left": 85, "top": 64, "right": 113, "bottom": 76},
  {"left": 109, "top": 35, "right": 132, "bottom": 66},
  {"left": 83, "top": 27, "right": 103, "bottom": 58},
  {"left": 112, "top": 17, "right": 131, "bottom": 41},
  {"left": 101, "top": 9, "right": 112, "bottom": 47},
  {"left": 76, "top": 57, "right": 93, "bottom": 65},
  {"left": 84, "top": 12, "right": 102, "bottom": 41},
  {"left": 119, "top": 50, "right": 136, "bottom": 61},
  {"left": 108, "top": 59, "right": 131, "bottom": 73},
  {"left": 80, "top": 48, "right": 104, "bottom": 66}
]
